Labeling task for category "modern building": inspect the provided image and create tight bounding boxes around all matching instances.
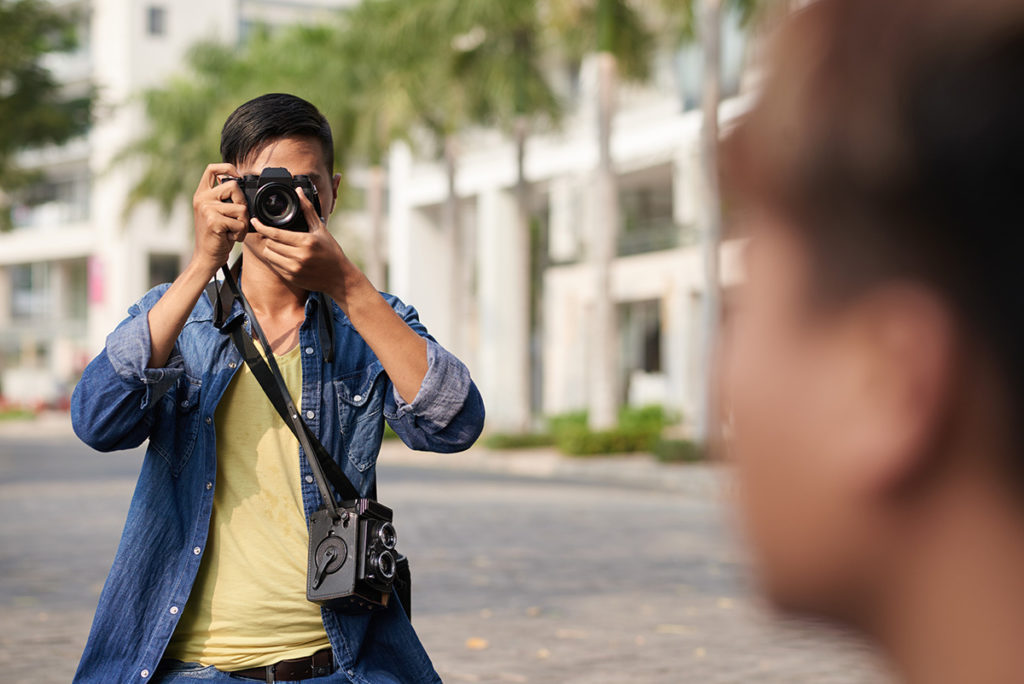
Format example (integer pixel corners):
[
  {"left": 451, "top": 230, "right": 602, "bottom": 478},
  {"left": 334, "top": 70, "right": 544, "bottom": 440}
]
[
  {"left": 0, "top": 0, "right": 355, "bottom": 404},
  {"left": 387, "top": 17, "right": 751, "bottom": 434}
]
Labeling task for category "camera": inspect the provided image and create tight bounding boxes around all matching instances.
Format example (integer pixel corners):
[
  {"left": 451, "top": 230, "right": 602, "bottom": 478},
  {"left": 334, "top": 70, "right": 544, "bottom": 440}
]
[
  {"left": 226, "top": 167, "right": 321, "bottom": 232},
  {"left": 307, "top": 498, "right": 400, "bottom": 613}
]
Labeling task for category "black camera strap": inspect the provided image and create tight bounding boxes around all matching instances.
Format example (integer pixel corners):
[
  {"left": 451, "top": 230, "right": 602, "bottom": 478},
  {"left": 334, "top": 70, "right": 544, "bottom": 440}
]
[{"left": 209, "top": 261, "right": 359, "bottom": 519}]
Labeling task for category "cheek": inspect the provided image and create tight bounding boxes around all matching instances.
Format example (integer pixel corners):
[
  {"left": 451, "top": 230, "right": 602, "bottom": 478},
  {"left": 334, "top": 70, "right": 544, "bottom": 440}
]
[{"left": 722, "top": 296, "right": 853, "bottom": 608}]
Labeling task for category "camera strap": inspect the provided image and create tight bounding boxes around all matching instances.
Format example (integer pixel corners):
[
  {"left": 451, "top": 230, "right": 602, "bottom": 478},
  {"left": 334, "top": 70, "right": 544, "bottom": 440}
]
[{"left": 208, "top": 261, "right": 359, "bottom": 519}]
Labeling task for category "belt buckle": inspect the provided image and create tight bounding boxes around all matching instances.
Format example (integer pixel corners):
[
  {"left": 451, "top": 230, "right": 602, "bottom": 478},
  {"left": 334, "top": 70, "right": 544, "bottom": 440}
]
[{"left": 265, "top": 663, "right": 275, "bottom": 684}]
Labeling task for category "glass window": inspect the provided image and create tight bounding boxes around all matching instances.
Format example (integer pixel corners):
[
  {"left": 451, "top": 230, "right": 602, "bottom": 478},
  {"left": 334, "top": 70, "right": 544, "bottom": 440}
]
[{"left": 147, "top": 6, "right": 166, "bottom": 36}]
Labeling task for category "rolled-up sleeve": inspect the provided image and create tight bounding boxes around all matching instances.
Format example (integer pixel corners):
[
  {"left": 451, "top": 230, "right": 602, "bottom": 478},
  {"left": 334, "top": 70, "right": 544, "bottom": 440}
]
[
  {"left": 104, "top": 303, "right": 185, "bottom": 411},
  {"left": 380, "top": 295, "right": 485, "bottom": 453},
  {"left": 390, "top": 339, "right": 470, "bottom": 427}
]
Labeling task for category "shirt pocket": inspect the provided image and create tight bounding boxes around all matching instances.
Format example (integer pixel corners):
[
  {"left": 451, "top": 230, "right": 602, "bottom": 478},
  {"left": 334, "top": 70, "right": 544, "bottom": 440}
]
[
  {"left": 333, "top": 363, "right": 386, "bottom": 472},
  {"left": 149, "top": 373, "right": 202, "bottom": 477}
]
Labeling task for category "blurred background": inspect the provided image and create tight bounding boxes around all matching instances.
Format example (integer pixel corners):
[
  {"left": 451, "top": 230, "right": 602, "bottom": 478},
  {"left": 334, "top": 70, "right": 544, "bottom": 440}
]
[
  {"left": 0, "top": 0, "right": 763, "bottom": 447},
  {"left": 0, "top": 1, "right": 888, "bottom": 682}
]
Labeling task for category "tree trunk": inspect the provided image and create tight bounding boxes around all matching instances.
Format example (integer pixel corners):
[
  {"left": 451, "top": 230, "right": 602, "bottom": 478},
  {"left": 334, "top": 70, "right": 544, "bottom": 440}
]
[
  {"left": 588, "top": 52, "right": 621, "bottom": 431},
  {"left": 442, "top": 134, "right": 466, "bottom": 355},
  {"left": 365, "top": 164, "right": 386, "bottom": 289},
  {"left": 512, "top": 115, "right": 533, "bottom": 433},
  {"left": 696, "top": 0, "right": 723, "bottom": 446}
]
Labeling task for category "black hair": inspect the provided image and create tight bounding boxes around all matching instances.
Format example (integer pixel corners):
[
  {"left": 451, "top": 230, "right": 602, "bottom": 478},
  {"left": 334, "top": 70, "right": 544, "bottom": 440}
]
[{"left": 220, "top": 93, "right": 333, "bottom": 174}]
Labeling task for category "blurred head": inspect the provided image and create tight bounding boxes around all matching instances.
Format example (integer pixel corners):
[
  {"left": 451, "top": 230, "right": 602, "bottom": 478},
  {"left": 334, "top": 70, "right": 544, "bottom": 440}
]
[{"left": 720, "top": 0, "right": 1024, "bottom": 625}]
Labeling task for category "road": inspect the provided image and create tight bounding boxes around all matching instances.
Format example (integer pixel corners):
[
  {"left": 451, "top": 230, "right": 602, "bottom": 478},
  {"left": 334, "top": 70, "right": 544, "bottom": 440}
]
[{"left": 0, "top": 422, "right": 888, "bottom": 683}]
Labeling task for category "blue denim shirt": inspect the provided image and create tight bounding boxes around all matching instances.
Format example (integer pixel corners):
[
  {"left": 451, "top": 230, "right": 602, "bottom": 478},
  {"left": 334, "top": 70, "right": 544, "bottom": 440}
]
[{"left": 70, "top": 283, "right": 485, "bottom": 683}]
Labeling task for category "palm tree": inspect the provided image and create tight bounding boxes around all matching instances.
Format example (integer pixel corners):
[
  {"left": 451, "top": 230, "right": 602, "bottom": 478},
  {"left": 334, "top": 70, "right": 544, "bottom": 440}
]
[
  {"left": 118, "top": 23, "right": 357, "bottom": 222},
  {"left": 446, "top": 0, "right": 563, "bottom": 431}
]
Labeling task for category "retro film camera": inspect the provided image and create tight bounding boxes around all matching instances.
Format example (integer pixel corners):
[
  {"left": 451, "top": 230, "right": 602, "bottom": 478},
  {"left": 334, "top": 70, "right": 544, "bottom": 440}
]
[
  {"left": 226, "top": 166, "right": 321, "bottom": 232},
  {"left": 308, "top": 497, "right": 400, "bottom": 612}
]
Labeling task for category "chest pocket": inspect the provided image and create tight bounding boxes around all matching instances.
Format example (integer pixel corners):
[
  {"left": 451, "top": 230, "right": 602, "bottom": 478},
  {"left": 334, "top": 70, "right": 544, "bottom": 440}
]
[
  {"left": 333, "top": 363, "right": 387, "bottom": 472},
  {"left": 149, "top": 374, "right": 203, "bottom": 477}
]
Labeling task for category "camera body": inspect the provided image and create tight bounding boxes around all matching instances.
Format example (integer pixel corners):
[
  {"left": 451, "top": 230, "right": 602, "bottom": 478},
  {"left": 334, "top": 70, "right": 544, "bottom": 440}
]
[
  {"left": 307, "top": 498, "right": 400, "bottom": 613},
  {"left": 227, "top": 167, "right": 321, "bottom": 232}
]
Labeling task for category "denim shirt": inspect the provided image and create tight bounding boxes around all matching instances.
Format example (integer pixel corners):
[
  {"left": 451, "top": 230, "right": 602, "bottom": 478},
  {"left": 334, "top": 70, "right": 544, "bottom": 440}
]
[{"left": 70, "top": 283, "right": 485, "bottom": 684}]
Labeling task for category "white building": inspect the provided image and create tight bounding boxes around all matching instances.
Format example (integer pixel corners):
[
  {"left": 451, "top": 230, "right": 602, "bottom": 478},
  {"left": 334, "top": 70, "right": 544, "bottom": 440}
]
[
  {"left": 387, "top": 17, "right": 751, "bottom": 434},
  {"left": 0, "top": 0, "right": 354, "bottom": 404}
]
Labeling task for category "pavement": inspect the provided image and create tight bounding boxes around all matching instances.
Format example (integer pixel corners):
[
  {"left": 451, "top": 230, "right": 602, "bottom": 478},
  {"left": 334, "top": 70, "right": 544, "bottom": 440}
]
[{"left": 0, "top": 413, "right": 889, "bottom": 684}]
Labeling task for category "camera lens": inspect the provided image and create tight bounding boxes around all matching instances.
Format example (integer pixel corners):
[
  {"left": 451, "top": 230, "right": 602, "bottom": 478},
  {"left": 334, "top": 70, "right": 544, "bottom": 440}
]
[
  {"left": 375, "top": 550, "right": 396, "bottom": 580},
  {"left": 377, "top": 522, "right": 397, "bottom": 550},
  {"left": 254, "top": 183, "right": 298, "bottom": 227}
]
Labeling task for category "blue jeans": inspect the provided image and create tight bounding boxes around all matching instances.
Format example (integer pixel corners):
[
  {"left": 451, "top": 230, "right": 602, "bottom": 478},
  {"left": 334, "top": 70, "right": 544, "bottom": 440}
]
[{"left": 152, "top": 660, "right": 352, "bottom": 684}]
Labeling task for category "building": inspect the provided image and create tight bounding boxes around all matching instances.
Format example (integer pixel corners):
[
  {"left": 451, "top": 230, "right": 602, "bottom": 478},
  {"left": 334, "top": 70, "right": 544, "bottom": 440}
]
[
  {"left": 0, "top": 0, "right": 354, "bottom": 404},
  {"left": 387, "top": 14, "right": 751, "bottom": 434}
]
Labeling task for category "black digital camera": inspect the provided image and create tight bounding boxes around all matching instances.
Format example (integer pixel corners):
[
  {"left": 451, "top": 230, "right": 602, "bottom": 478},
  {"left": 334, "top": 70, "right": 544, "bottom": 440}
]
[
  {"left": 227, "top": 167, "right": 321, "bottom": 232},
  {"left": 307, "top": 498, "right": 400, "bottom": 613}
]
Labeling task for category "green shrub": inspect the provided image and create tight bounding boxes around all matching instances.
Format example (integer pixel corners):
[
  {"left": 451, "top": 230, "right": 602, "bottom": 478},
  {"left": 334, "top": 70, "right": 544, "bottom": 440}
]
[
  {"left": 483, "top": 432, "right": 556, "bottom": 450},
  {"left": 652, "top": 438, "right": 704, "bottom": 463},
  {"left": 382, "top": 423, "right": 400, "bottom": 440},
  {"left": 554, "top": 425, "right": 660, "bottom": 456}
]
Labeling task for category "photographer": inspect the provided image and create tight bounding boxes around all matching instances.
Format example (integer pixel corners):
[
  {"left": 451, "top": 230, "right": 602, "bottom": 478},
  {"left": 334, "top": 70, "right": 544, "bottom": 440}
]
[{"left": 70, "top": 93, "right": 484, "bottom": 683}]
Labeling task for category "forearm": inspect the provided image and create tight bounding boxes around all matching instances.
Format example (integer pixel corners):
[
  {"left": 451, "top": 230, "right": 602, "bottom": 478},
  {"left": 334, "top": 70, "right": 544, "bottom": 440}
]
[
  {"left": 147, "top": 258, "right": 218, "bottom": 368},
  {"left": 330, "top": 272, "right": 428, "bottom": 404}
]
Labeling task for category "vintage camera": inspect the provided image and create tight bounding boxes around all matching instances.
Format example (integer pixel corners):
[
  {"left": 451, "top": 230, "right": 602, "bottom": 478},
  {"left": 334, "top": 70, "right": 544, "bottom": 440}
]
[
  {"left": 227, "top": 167, "right": 321, "bottom": 232},
  {"left": 307, "top": 498, "right": 400, "bottom": 613}
]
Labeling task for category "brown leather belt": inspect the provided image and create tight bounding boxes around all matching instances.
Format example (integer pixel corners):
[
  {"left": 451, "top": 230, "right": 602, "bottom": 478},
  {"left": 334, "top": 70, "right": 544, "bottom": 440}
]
[{"left": 229, "top": 647, "right": 334, "bottom": 682}]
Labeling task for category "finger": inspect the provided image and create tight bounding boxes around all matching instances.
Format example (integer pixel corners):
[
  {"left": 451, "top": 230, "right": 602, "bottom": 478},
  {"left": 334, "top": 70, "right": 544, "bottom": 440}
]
[
  {"left": 296, "top": 187, "right": 324, "bottom": 232},
  {"left": 253, "top": 237, "right": 301, "bottom": 276},
  {"left": 213, "top": 200, "right": 248, "bottom": 219},
  {"left": 250, "top": 217, "right": 307, "bottom": 246},
  {"left": 198, "top": 163, "right": 241, "bottom": 192},
  {"left": 212, "top": 178, "right": 247, "bottom": 206}
]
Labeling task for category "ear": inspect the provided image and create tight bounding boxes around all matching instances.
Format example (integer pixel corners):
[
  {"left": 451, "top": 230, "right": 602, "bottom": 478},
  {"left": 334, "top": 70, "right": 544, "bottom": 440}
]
[
  {"left": 328, "top": 173, "right": 342, "bottom": 216},
  {"left": 841, "top": 284, "right": 958, "bottom": 497}
]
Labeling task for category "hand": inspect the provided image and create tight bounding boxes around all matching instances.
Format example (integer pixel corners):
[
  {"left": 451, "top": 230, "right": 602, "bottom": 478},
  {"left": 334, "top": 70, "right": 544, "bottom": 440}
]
[
  {"left": 248, "top": 186, "right": 365, "bottom": 304},
  {"left": 191, "top": 163, "right": 249, "bottom": 273}
]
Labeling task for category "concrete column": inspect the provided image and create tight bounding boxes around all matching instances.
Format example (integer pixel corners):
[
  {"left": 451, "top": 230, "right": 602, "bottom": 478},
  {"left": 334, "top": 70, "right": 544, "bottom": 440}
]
[
  {"left": 476, "top": 188, "right": 530, "bottom": 433},
  {"left": 0, "top": 266, "right": 11, "bottom": 331},
  {"left": 387, "top": 143, "right": 456, "bottom": 349}
]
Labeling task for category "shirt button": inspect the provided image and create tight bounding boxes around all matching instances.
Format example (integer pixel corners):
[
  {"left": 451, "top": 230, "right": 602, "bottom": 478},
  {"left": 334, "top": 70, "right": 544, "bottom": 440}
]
[
  {"left": 305, "top": 475, "right": 314, "bottom": 484},
  {"left": 305, "top": 410, "right": 315, "bottom": 420},
  {"left": 205, "top": 482, "right": 212, "bottom": 490},
  {"left": 169, "top": 606, "right": 179, "bottom": 615},
  {"left": 205, "top": 417, "right": 212, "bottom": 425},
  {"left": 305, "top": 347, "right": 314, "bottom": 355},
  {"left": 140, "top": 669, "right": 150, "bottom": 678},
  {"left": 193, "top": 546, "right": 201, "bottom": 555},
  {"left": 353, "top": 394, "right": 362, "bottom": 403},
  {"left": 180, "top": 400, "right": 189, "bottom": 408},
  {"left": 228, "top": 361, "right": 237, "bottom": 369}
]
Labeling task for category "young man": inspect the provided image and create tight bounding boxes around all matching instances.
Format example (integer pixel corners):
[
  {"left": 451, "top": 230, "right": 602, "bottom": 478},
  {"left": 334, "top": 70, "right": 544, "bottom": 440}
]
[
  {"left": 71, "top": 93, "right": 484, "bottom": 683},
  {"left": 720, "top": 1, "right": 1024, "bottom": 682}
]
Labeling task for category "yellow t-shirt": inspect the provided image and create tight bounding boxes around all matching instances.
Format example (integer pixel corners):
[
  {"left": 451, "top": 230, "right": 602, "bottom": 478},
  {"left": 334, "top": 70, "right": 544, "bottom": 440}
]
[{"left": 165, "top": 342, "right": 330, "bottom": 668}]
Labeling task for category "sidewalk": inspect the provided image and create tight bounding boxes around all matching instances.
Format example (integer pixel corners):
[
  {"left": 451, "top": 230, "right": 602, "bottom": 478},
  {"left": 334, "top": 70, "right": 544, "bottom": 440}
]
[{"left": 0, "top": 411, "right": 728, "bottom": 499}]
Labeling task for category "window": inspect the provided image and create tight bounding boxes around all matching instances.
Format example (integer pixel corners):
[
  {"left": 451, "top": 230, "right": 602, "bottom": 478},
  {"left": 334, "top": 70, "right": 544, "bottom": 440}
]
[{"left": 147, "top": 6, "right": 166, "bottom": 36}]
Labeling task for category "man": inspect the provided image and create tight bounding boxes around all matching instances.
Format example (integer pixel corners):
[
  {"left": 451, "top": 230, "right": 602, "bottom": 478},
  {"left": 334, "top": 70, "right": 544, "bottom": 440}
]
[
  {"left": 71, "top": 93, "right": 484, "bottom": 683},
  {"left": 720, "top": 0, "right": 1024, "bottom": 682}
]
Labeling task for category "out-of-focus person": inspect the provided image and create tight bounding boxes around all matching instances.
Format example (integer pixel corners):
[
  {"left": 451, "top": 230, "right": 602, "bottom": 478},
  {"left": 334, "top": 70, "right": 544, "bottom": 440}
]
[{"left": 719, "top": 0, "right": 1024, "bottom": 682}]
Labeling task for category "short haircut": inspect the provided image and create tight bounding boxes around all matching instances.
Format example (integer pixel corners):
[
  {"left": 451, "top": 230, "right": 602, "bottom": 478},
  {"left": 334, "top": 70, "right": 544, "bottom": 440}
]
[
  {"left": 722, "top": 0, "right": 1024, "bottom": 450},
  {"left": 220, "top": 93, "right": 334, "bottom": 175}
]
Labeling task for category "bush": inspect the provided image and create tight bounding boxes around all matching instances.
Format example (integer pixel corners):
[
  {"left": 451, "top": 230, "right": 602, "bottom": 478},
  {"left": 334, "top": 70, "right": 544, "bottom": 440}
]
[
  {"left": 554, "top": 425, "right": 660, "bottom": 456},
  {"left": 483, "top": 432, "right": 556, "bottom": 450},
  {"left": 652, "top": 438, "right": 704, "bottom": 463},
  {"left": 546, "top": 405, "right": 674, "bottom": 456}
]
